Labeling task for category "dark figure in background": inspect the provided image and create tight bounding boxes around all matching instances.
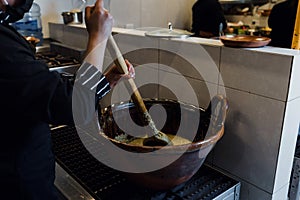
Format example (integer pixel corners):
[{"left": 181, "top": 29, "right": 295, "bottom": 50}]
[
  {"left": 192, "top": 0, "right": 227, "bottom": 38},
  {"left": 268, "top": 0, "right": 298, "bottom": 48}
]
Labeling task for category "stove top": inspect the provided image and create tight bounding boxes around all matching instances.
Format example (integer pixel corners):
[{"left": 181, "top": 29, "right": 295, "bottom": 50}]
[
  {"left": 51, "top": 125, "right": 240, "bottom": 200},
  {"left": 35, "top": 42, "right": 85, "bottom": 74},
  {"left": 35, "top": 51, "right": 80, "bottom": 68}
]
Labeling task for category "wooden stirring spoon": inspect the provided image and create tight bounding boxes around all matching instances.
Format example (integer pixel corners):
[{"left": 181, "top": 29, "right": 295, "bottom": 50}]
[{"left": 107, "top": 35, "right": 172, "bottom": 146}]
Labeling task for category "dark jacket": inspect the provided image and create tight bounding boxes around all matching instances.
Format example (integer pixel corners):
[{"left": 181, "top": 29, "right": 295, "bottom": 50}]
[
  {"left": 268, "top": 0, "right": 298, "bottom": 48},
  {"left": 192, "top": 0, "right": 227, "bottom": 37},
  {"left": 0, "top": 20, "right": 112, "bottom": 199},
  {"left": 0, "top": 22, "right": 111, "bottom": 199},
  {"left": 0, "top": 23, "right": 75, "bottom": 199}
]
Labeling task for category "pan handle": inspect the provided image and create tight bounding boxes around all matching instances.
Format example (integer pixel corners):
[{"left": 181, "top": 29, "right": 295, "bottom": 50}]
[{"left": 206, "top": 95, "right": 228, "bottom": 133}]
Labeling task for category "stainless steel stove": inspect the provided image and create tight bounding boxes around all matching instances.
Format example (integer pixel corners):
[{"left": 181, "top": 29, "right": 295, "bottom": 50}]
[
  {"left": 35, "top": 41, "right": 85, "bottom": 75},
  {"left": 51, "top": 125, "right": 241, "bottom": 200}
]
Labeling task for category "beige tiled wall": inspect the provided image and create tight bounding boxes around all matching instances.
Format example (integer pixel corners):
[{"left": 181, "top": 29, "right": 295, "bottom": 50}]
[
  {"left": 213, "top": 87, "right": 285, "bottom": 193},
  {"left": 159, "top": 40, "right": 220, "bottom": 84},
  {"left": 220, "top": 47, "right": 292, "bottom": 101}
]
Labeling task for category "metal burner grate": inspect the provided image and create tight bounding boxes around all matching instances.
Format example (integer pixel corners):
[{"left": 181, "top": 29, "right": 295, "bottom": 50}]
[
  {"left": 51, "top": 125, "right": 240, "bottom": 200},
  {"left": 35, "top": 51, "right": 80, "bottom": 68},
  {"left": 35, "top": 42, "right": 85, "bottom": 74}
]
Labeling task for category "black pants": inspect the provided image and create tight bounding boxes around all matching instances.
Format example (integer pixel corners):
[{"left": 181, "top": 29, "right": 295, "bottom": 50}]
[{"left": 0, "top": 133, "right": 58, "bottom": 200}]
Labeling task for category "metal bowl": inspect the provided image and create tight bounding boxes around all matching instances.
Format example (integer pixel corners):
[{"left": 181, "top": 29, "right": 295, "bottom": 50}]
[
  {"left": 144, "top": 28, "right": 192, "bottom": 39},
  {"left": 61, "top": 12, "right": 74, "bottom": 24},
  {"left": 220, "top": 35, "right": 271, "bottom": 48},
  {"left": 98, "top": 95, "right": 228, "bottom": 190}
]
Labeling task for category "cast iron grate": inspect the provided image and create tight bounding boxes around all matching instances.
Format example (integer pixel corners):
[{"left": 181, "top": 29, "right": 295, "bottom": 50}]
[
  {"left": 35, "top": 51, "right": 80, "bottom": 68},
  {"left": 51, "top": 125, "right": 238, "bottom": 200}
]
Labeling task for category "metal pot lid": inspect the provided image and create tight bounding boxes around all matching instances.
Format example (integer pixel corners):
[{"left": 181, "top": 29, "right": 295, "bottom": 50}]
[{"left": 145, "top": 28, "right": 192, "bottom": 38}]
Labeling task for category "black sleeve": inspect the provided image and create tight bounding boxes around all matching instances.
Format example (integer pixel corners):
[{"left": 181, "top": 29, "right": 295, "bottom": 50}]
[
  {"left": 192, "top": 0, "right": 227, "bottom": 36},
  {"left": 192, "top": 1, "right": 204, "bottom": 34},
  {"left": 0, "top": 60, "right": 74, "bottom": 125},
  {"left": 268, "top": 4, "right": 280, "bottom": 29}
]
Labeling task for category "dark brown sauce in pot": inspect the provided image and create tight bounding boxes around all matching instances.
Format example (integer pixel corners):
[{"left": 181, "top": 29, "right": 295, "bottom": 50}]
[{"left": 99, "top": 99, "right": 210, "bottom": 145}]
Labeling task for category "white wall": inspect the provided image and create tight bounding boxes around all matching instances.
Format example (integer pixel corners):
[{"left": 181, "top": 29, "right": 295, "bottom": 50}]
[
  {"left": 34, "top": 0, "right": 195, "bottom": 38},
  {"left": 110, "top": 0, "right": 195, "bottom": 31},
  {"left": 34, "top": 0, "right": 72, "bottom": 38}
]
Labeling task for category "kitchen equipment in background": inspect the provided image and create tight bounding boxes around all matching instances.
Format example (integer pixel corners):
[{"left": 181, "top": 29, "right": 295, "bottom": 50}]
[
  {"left": 61, "top": 11, "right": 83, "bottom": 25},
  {"left": 71, "top": 11, "right": 83, "bottom": 24},
  {"left": 145, "top": 28, "right": 192, "bottom": 38},
  {"left": 226, "top": 21, "right": 272, "bottom": 37},
  {"left": 144, "top": 22, "right": 192, "bottom": 38},
  {"left": 35, "top": 42, "right": 85, "bottom": 74},
  {"left": 260, "top": 9, "right": 272, "bottom": 16},
  {"left": 61, "top": 12, "right": 74, "bottom": 25},
  {"left": 61, "top": 0, "right": 85, "bottom": 25},
  {"left": 12, "top": 2, "right": 43, "bottom": 46},
  {"left": 52, "top": 125, "right": 240, "bottom": 200},
  {"left": 98, "top": 95, "right": 228, "bottom": 190},
  {"left": 255, "top": 2, "right": 274, "bottom": 17},
  {"left": 71, "top": 0, "right": 86, "bottom": 24},
  {"left": 258, "top": 26, "right": 272, "bottom": 37},
  {"left": 219, "top": 23, "right": 225, "bottom": 37},
  {"left": 25, "top": 36, "right": 40, "bottom": 47},
  {"left": 220, "top": 35, "right": 271, "bottom": 48}
]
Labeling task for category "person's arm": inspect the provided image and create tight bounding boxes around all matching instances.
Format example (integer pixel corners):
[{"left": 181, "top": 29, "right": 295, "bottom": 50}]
[
  {"left": 81, "top": 0, "right": 134, "bottom": 91},
  {"left": 72, "top": 0, "right": 135, "bottom": 125},
  {"left": 84, "top": 0, "right": 112, "bottom": 70}
]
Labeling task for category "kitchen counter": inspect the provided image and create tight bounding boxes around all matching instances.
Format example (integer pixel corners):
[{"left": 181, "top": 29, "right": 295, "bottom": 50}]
[
  {"left": 49, "top": 22, "right": 300, "bottom": 200},
  {"left": 49, "top": 22, "right": 299, "bottom": 55}
]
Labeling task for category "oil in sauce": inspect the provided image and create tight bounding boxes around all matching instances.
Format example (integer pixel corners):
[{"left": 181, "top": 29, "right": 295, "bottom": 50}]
[{"left": 128, "top": 134, "right": 191, "bottom": 146}]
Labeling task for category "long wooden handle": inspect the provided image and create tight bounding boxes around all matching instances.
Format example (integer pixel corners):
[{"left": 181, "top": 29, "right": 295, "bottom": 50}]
[
  {"left": 107, "top": 35, "right": 172, "bottom": 146},
  {"left": 107, "top": 35, "right": 154, "bottom": 123},
  {"left": 108, "top": 35, "right": 129, "bottom": 74}
]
